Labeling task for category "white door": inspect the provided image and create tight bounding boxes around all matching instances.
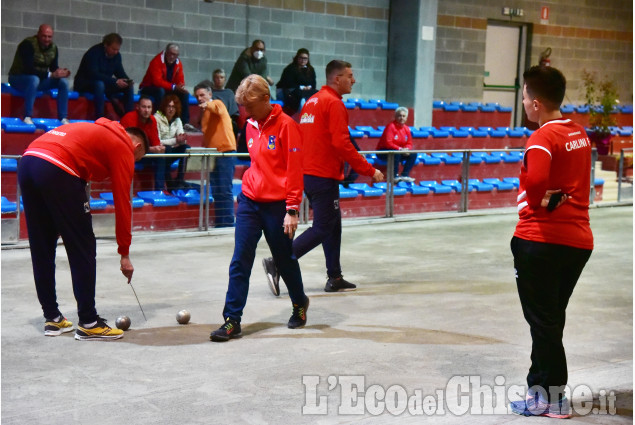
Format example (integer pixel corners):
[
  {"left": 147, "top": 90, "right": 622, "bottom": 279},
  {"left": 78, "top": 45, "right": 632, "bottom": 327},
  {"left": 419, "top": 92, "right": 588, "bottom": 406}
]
[{"left": 483, "top": 24, "right": 521, "bottom": 125}]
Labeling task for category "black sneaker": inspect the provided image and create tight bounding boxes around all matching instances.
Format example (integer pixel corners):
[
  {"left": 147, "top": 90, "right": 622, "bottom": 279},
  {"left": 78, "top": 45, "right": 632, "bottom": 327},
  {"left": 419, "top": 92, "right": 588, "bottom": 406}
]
[
  {"left": 210, "top": 318, "right": 242, "bottom": 342},
  {"left": 262, "top": 257, "right": 280, "bottom": 296},
  {"left": 324, "top": 276, "right": 357, "bottom": 292},
  {"left": 288, "top": 298, "right": 310, "bottom": 329}
]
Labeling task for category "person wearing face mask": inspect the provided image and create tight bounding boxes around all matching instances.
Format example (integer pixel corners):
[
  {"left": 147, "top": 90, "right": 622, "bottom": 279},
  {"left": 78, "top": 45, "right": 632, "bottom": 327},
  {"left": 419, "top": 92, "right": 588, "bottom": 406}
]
[
  {"left": 276, "top": 48, "right": 317, "bottom": 114},
  {"left": 226, "top": 40, "right": 274, "bottom": 92}
]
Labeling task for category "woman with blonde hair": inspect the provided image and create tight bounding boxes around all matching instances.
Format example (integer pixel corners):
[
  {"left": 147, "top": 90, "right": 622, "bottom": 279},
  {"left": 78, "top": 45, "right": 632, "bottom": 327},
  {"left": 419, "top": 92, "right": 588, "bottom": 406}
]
[{"left": 210, "top": 75, "right": 309, "bottom": 342}]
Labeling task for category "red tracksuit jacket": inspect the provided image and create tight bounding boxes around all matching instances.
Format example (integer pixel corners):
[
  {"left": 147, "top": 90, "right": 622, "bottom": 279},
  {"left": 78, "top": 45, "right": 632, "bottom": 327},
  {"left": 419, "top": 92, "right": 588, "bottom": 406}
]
[
  {"left": 139, "top": 51, "right": 185, "bottom": 91},
  {"left": 299, "top": 85, "right": 375, "bottom": 180},
  {"left": 241, "top": 104, "right": 303, "bottom": 210},
  {"left": 23, "top": 118, "right": 136, "bottom": 256}
]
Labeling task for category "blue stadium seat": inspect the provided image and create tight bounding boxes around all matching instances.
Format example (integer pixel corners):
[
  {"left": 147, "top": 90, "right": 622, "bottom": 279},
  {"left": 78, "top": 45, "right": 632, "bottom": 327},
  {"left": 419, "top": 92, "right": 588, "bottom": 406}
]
[
  {"left": 348, "top": 127, "right": 365, "bottom": 138},
  {"left": 1, "top": 158, "right": 18, "bottom": 172},
  {"left": 32, "top": 118, "right": 62, "bottom": 131},
  {"left": 575, "top": 105, "right": 590, "bottom": 113},
  {"left": 431, "top": 152, "right": 462, "bottom": 164},
  {"left": 524, "top": 128, "right": 534, "bottom": 137},
  {"left": 69, "top": 119, "right": 95, "bottom": 124},
  {"left": 507, "top": 127, "right": 526, "bottom": 138},
  {"left": 410, "top": 128, "right": 429, "bottom": 138},
  {"left": 355, "top": 126, "right": 383, "bottom": 138},
  {"left": 99, "top": 192, "right": 145, "bottom": 208},
  {"left": 560, "top": 104, "right": 575, "bottom": 114},
  {"left": 619, "top": 105, "right": 633, "bottom": 114},
  {"left": 419, "top": 180, "right": 452, "bottom": 194},
  {"left": 373, "top": 182, "right": 407, "bottom": 196},
  {"left": 497, "top": 105, "right": 512, "bottom": 112},
  {"left": 344, "top": 102, "right": 356, "bottom": 110},
  {"left": 172, "top": 189, "right": 214, "bottom": 206},
  {"left": 432, "top": 100, "right": 445, "bottom": 109},
  {"left": 594, "top": 178, "right": 605, "bottom": 186},
  {"left": 136, "top": 191, "right": 180, "bottom": 207},
  {"left": 1, "top": 117, "right": 36, "bottom": 133},
  {"left": 503, "top": 177, "right": 520, "bottom": 188},
  {"left": 461, "top": 126, "right": 488, "bottom": 137},
  {"left": 429, "top": 128, "right": 450, "bottom": 138},
  {"left": 442, "top": 103, "right": 460, "bottom": 112},
  {"left": 89, "top": 197, "right": 108, "bottom": 210},
  {"left": 232, "top": 182, "right": 242, "bottom": 198},
  {"left": 188, "top": 95, "right": 198, "bottom": 105},
  {"left": 366, "top": 153, "right": 379, "bottom": 166},
  {"left": 468, "top": 152, "right": 485, "bottom": 164},
  {"left": 397, "top": 181, "right": 430, "bottom": 195},
  {"left": 339, "top": 184, "right": 359, "bottom": 198},
  {"left": 379, "top": 101, "right": 398, "bottom": 110},
  {"left": 441, "top": 180, "right": 462, "bottom": 192},
  {"left": 618, "top": 127, "right": 633, "bottom": 136},
  {"left": 460, "top": 102, "right": 480, "bottom": 112},
  {"left": 348, "top": 183, "right": 383, "bottom": 197},
  {"left": 270, "top": 100, "right": 284, "bottom": 106},
  {"left": 1, "top": 196, "right": 20, "bottom": 213},
  {"left": 417, "top": 153, "right": 441, "bottom": 165},
  {"left": 480, "top": 103, "right": 497, "bottom": 112},
  {"left": 359, "top": 101, "right": 378, "bottom": 110},
  {"left": 483, "top": 178, "right": 514, "bottom": 191},
  {"left": 468, "top": 179, "right": 494, "bottom": 192}
]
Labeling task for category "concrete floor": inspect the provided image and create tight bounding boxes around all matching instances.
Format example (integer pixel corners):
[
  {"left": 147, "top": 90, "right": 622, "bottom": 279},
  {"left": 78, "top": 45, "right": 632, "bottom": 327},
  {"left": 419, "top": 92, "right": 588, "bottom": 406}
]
[{"left": 1, "top": 206, "right": 632, "bottom": 424}]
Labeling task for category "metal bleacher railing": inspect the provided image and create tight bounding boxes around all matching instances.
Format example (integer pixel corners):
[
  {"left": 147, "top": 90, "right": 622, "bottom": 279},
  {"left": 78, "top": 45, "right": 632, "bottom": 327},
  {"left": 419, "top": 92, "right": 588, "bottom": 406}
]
[{"left": 2, "top": 147, "right": 616, "bottom": 245}]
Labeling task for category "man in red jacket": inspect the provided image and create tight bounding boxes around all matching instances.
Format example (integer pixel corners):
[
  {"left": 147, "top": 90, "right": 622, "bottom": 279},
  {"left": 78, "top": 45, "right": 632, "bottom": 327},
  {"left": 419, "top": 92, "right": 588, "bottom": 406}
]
[
  {"left": 139, "top": 43, "right": 190, "bottom": 124},
  {"left": 18, "top": 119, "right": 149, "bottom": 340},
  {"left": 263, "top": 60, "right": 384, "bottom": 295},
  {"left": 120, "top": 95, "right": 166, "bottom": 190}
]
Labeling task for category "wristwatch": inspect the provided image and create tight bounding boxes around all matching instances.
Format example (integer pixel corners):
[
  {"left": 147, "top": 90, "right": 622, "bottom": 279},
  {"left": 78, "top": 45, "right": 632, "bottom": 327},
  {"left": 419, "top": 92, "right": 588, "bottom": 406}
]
[{"left": 286, "top": 209, "right": 298, "bottom": 216}]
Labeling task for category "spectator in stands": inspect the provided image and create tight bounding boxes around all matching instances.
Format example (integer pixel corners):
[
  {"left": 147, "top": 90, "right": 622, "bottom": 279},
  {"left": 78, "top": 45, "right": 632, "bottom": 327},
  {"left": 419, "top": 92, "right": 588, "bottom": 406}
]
[
  {"left": 276, "top": 48, "right": 317, "bottom": 114},
  {"left": 377, "top": 106, "right": 416, "bottom": 183},
  {"left": 193, "top": 70, "right": 240, "bottom": 136},
  {"left": 262, "top": 60, "right": 384, "bottom": 296},
  {"left": 212, "top": 69, "right": 240, "bottom": 134},
  {"left": 509, "top": 66, "right": 593, "bottom": 418},
  {"left": 120, "top": 95, "right": 165, "bottom": 190},
  {"left": 139, "top": 43, "right": 190, "bottom": 125},
  {"left": 8, "top": 24, "right": 71, "bottom": 125},
  {"left": 194, "top": 83, "right": 237, "bottom": 227},
  {"left": 210, "top": 75, "right": 308, "bottom": 342},
  {"left": 226, "top": 40, "right": 274, "bottom": 92},
  {"left": 341, "top": 136, "right": 361, "bottom": 188},
  {"left": 154, "top": 94, "right": 190, "bottom": 190},
  {"left": 74, "top": 33, "right": 134, "bottom": 119},
  {"left": 18, "top": 119, "right": 148, "bottom": 341}
]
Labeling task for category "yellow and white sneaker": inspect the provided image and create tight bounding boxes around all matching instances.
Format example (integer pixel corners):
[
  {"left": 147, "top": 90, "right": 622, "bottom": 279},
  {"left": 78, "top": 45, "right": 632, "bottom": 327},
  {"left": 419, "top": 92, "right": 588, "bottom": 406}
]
[
  {"left": 44, "top": 316, "right": 74, "bottom": 336},
  {"left": 74, "top": 317, "right": 123, "bottom": 341}
]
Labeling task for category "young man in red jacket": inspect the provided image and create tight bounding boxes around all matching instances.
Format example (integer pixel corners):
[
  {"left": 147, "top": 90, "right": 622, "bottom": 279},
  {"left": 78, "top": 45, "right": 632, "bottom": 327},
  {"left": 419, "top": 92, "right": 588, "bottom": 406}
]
[
  {"left": 18, "top": 119, "right": 148, "bottom": 340},
  {"left": 210, "top": 75, "right": 308, "bottom": 342},
  {"left": 263, "top": 60, "right": 384, "bottom": 295},
  {"left": 139, "top": 43, "right": 190, "bottom": 124},
  {"left": 509, "top": 66, "right": 593, "bottom": 418}
]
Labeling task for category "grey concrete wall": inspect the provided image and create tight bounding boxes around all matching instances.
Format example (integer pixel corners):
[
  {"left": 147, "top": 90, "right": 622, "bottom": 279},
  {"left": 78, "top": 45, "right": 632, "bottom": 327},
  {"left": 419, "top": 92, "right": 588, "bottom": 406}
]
[
  {"left": 435, "top": 0, "right": 633, "bottom": 104},
  {"left": 1, "top": 0, "right": 390, "bottom": 100}
]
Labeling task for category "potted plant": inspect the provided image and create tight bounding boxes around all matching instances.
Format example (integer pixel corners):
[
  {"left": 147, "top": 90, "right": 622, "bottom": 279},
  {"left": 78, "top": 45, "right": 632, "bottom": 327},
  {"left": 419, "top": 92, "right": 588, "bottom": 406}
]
[{"left": 581, "top": 70, "right": 619, "bottom": 155}]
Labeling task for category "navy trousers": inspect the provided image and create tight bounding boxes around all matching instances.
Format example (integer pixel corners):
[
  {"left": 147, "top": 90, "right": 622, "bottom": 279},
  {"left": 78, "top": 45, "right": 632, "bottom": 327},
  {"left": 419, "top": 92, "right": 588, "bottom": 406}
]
[
  {"left": 18, "top": 156, "right": 99, "bottom": 323},
  {"left": 511, "top": 236, "right": 592, "bottom": 398},
  {"left": 378, "top": 151, "right": 417, "bottom": 177},
  {"left": 223, "top": 193, "right": 306, "bottom": 322},
  {"left": 293, "top": 174, "right": 342, "bottom": 278}
]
